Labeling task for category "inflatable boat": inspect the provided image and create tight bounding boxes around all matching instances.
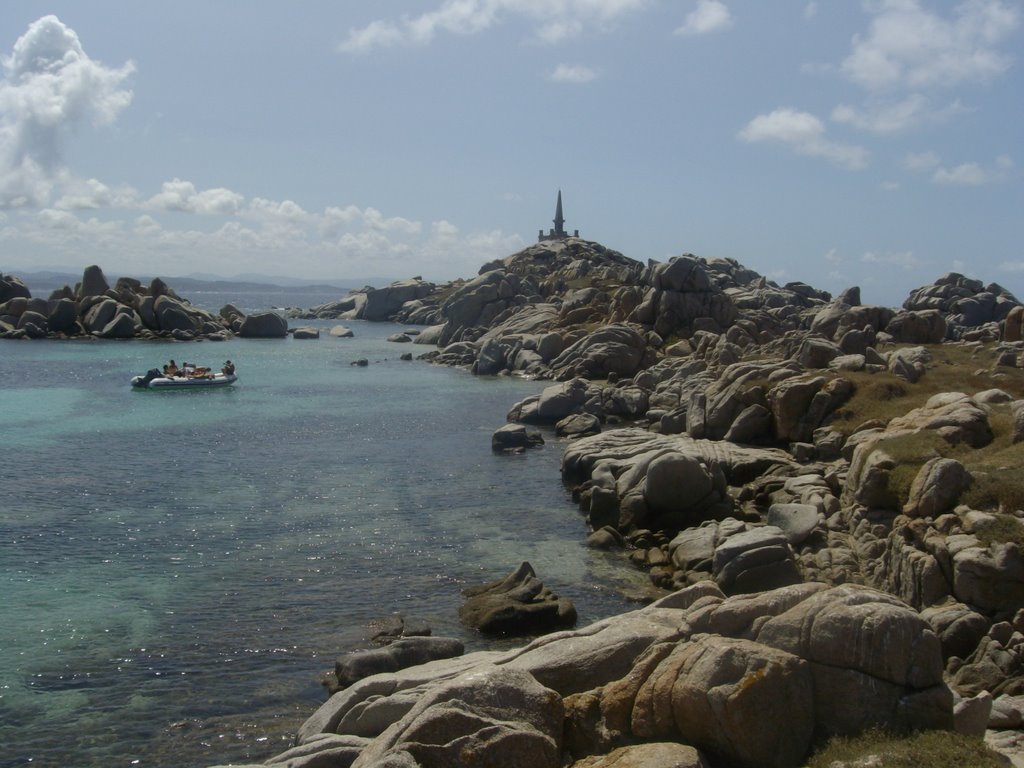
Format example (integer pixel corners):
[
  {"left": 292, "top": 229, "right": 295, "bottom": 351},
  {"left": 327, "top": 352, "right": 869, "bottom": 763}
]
[{"left": 131, "top": 369, "right": 237, "bottom": 389}]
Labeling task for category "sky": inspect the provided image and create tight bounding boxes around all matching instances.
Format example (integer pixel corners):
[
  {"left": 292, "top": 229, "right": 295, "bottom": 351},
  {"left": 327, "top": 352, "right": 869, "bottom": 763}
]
[{"left": 0, "top": 1, "right": 1021, "bottom": 307}]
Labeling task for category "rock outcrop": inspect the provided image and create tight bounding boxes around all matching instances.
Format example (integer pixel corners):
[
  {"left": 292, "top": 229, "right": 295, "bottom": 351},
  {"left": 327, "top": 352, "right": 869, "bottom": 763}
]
[
  {"left": 459, "top": 562, "right": 577, "bottom": 637},
  {"left": 222, "top": 583, "right": 952, "bottom": 768},
  {"left": 0, "top": 265, "right": 294, "bottom": 342}
]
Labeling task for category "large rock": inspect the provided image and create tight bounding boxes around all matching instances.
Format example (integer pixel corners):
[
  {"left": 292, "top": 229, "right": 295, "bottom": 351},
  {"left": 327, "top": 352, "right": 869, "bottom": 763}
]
[
  {"left": 548, "top": 324, "right": 647, "bottom": 380},
  {"left": 78, "top": 264, "right": 110, "bottom": 298},
  {"left": 768, "top": 376, "right": 825, "bottom": 443},
  {"left": 570, "top": 743, "right": 709, "bottom": 768},
  {"left": 952, "top": 542, "right": 1024, "bottom": 617},
  {"left": 350, "top": 665, "right": 563, "bottom": 768},
  {"left": 361, "top": 278, "right": 434, "bottom": 321},
  {"left": 590, "top": 584, "right": 951, "bottom": 768},
  {"left": 903, "top": 457, "right": 972, "bottom": 518},
  {"left": 239, "top": 311, "right": 288, "bottom": 338},
  {"left": 154, "top": 295, "right": 199, "bottom": 334},
  {"left": 491, "top": 423, "right": 544, "bottom": 453},
  {"left": 629, "top": 636, "right": 814, "bottom": 768},
  {"left": 47, "top": 298, "right": 77, "bottom": 334},
  {"left": 83, "top": 298, "right": 120, "bottom": 334},
  {"left": 438, "top": 270, "right": 514, "bottom": 346},
  {"left": 886, "top": 309, "right": 947, "bottom": 343},
  {"left": 796, "top": 337, "right": 841, "bottom": 369},
  {"left": 711, "top": 525, "right": 801, "bottom": 595},
  {"left": 100, "top": 311, "right": 137, "bottom": 339},
  {"left": 767, "top": 503, "right": 820, "bottom": 546},
  {"left": 555, "top": 413, "right": 602, "bottom": 439},
  {"left": 630, "top": 256, "right": 738, "bottom": 337},
  {"left": 459, "top": 562, "right": 576, "bottom": 637},
  {"left": 0, "top": 274, "right": 31, "bottom": 303},
  {"left": 887, "top": 392, "right": 994, "bottom": 448},
  {"left": 328, "top": 637, "right": 465, "bottom": 694}
]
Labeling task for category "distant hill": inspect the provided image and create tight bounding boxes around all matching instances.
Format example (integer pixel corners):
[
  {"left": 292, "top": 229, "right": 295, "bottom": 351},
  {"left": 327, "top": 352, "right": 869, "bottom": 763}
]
[{"left": 11, "top": 270, "right": 392, "bottom": 295}]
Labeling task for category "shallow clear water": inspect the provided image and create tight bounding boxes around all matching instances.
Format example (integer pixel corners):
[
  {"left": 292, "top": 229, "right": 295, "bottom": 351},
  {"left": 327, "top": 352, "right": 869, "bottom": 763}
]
[{"left": 0, "top": 314, "right": 645, "bottom": 768}]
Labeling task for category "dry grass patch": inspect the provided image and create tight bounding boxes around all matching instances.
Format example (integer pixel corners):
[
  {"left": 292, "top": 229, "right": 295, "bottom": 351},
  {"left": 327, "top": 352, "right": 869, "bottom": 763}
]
[
  {"left": 860, "top": 400, "right": 1024, "bottom": 512},
  {"left": 972, "top": 512, "right": 1024, "bottom": 548},
  {"left": 829, "top": 342, "right": 1024, "bottom": 437},
  {"left": 805, "top": 728, "right": 1005, "bottom": 768},
  {"left": 830, "top": 344, "right": 1024, "bottom": 512}
]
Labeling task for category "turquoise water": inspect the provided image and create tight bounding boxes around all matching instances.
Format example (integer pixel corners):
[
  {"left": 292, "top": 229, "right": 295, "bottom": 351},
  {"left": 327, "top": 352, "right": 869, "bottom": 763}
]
[{"left": 0, "top": 316, "right": 643, "bottom": 768}]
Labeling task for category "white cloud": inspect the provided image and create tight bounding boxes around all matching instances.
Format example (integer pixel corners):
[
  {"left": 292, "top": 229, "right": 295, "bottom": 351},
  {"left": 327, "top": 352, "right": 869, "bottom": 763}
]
[
  {"left": 0, "top": 15, "right": 134, "bottom": 209},
  {"left": 902, "top": 150, "right": 941, "bottom": 172},
  {"left": 932, "top": 155, "right": 1013, "bottom": 186},
  {"left": 831, "top": 94, "right": 968, "bottom": 134},
  {"left": 338, "top": 0, "right": 651, "bottom": 53},
  {"left": 5, "top": 196, "right": 524, "bottom": 280},
  {"left": 881, "top": 180, "right": 900, "bottom": 191},
  {"left": 861, "top": 250, "right": 921, "bottom": 270},
  {"left": 841, "top": 0, "right": 1020, "bottom": 91},
  {"left": 55, "top": 177, "right": 140, "bottom": 210},
  {"left": 738, "top": 108, "right": 869, "bottom": 170},
  {"left": 674, "top": 0, "right": 733, "bottom": 37},
  {"left": 363, "top": 207, "right": 422, "bottom": 234},
  {"left": 146, "top": 179, "right": 244, "bottom": 216},
  {"left": 550, "top": 63, "right": 597, "bottom": 83},
  {"left": 804, "top": 2, "right": 818, "bottom": 21}
]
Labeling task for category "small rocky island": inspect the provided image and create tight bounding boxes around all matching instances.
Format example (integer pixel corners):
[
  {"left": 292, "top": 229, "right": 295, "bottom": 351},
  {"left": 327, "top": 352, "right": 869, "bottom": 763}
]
[
  {"left": 0, "top": 265, "right": 288, "bottom": 339},
  {"left": 7, "top": 224, "right": 1024, "bottom": 765}
]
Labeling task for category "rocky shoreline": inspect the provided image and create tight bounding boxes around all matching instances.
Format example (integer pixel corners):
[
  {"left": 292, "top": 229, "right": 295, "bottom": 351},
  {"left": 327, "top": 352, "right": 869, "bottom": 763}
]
[{"left": 9, "top": 239, "right": 1024, "bottom": 766}]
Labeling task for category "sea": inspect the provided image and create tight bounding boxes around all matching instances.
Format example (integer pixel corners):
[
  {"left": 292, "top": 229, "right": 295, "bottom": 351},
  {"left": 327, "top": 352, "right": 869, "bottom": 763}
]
[{"left": 0, "top": 289, "right": 647, "bottom": 768}]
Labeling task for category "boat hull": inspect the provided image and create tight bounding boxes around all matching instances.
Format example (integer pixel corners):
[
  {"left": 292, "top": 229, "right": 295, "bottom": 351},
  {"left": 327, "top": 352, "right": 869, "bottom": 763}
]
[{"left": 131, "top": 373, "right": 237, "bottom": 389}]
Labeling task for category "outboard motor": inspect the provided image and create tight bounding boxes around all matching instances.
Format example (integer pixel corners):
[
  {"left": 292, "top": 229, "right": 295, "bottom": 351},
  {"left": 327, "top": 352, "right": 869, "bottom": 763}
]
[{"left": 132, "top": 368, "right": 162, "bottom": 388}]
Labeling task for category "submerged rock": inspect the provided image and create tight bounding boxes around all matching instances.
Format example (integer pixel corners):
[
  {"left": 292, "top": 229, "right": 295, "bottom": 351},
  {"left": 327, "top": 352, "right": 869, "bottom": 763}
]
[{"left": 491, "top": 423, "right": 545, "bottom": 453}]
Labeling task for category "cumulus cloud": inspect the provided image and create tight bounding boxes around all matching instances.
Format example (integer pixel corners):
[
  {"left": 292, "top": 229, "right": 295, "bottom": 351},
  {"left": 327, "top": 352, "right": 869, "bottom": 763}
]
[
  {"left": 54, "top": 177, "right": 140, "bottom": 210},
  {"left": 738, "top": 108, "right": 869, "bottom": 170},
  {"left": 831, "top": 94, "right": 968, "bottom": 134},
  {"left": 146, "top": 179, "right": 244, "bottom": 216},
  {"left": 932, "top": 155, "right": 1013, "bottom": 185},
  {"left": 675, "top": 0, "right": 733, "bottom": 36},
  {"left": 549, "top": 63, "right": 597, "bottom": 83},
  {"left": 338, "top": 0, "right": 651, "bottom": 53},
  {"left": 0, "top": 15, "right": 134, "bottom": 209},
  {"left": 841, "top": 0, "right": 1020, "bottom": 91}
]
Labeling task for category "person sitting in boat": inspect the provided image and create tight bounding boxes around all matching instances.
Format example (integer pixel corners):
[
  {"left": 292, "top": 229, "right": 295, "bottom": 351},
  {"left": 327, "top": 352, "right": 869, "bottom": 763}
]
[
  {"left": 165, "top": 359, "right": 179, "bottom": 377},
  {"left": 182, "top": 361, "right": 196, "bottom": 377},
  {"left": 193, "top": 365, "right": 212, "bottom": 378},
  {"left": 222, "top": 360, "right": 235, "bottom": 376}
]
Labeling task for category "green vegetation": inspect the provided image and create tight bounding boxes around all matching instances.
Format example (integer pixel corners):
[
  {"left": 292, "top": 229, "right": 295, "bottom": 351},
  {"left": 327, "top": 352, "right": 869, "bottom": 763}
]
[{"left": 805, "top": 729, "right": 1005, "bottom": 768}]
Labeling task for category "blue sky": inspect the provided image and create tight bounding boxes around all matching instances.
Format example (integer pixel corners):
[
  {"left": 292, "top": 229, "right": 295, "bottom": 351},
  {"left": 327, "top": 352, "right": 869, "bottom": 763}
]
[{"left": 0, "top": 1, "right": 1021, "bottom": 306}]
